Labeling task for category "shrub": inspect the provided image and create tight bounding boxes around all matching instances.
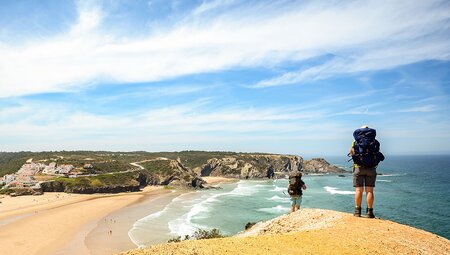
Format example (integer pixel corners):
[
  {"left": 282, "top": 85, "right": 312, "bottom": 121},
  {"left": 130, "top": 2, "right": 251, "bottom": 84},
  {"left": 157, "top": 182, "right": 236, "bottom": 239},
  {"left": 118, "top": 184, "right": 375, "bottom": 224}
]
[{"left": 167, "top": 228, "right": 225, "bottom": 243}]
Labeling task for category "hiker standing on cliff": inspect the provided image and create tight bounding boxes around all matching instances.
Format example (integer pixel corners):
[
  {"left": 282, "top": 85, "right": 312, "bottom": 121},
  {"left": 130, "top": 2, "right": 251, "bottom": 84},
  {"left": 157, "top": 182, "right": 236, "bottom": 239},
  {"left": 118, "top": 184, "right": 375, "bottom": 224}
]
[
  {"left": 287, "top": 171, "right": 306, "bottom": 213},
  {"left": 349, "top": 125, "right": 385, "bottom": 218}
]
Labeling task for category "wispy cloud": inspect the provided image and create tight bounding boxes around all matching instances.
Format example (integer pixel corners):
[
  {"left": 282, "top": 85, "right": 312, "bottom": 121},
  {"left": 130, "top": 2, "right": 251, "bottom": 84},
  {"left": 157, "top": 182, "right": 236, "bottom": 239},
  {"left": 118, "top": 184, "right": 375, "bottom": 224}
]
[
  {"left": 0, "top": 99, "right": 335, "bottom": 151},
  {"left": 396, "top": 105, "right": 439, "bottom": 113},
  {"left": 1, "top": 0, "right": 449, "bottom": 97}
]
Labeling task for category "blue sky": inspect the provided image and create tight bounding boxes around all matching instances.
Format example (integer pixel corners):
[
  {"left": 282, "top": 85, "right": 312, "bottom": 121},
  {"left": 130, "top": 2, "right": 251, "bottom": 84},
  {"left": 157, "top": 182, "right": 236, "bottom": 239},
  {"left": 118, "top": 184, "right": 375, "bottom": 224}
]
[{"left": 0, "top": 0, "right": 449, "bottom": 156}]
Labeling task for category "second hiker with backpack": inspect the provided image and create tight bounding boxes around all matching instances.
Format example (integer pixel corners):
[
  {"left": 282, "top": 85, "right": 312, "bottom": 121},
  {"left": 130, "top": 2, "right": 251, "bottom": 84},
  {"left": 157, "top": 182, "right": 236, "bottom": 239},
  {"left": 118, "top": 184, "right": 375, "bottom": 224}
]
[
  {"left": 287, "top": 171, "right": 307, "bottom": 213},
  {"left": 349, "top": 125, "right": 385, "bottom": 218}
]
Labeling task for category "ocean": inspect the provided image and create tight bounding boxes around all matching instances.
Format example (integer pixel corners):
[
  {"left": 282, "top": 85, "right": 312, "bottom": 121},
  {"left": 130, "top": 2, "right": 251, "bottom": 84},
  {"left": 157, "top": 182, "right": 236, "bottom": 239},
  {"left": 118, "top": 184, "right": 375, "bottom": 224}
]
[{"left": 128, "top": 155, "right": 450, "bottom": 247}]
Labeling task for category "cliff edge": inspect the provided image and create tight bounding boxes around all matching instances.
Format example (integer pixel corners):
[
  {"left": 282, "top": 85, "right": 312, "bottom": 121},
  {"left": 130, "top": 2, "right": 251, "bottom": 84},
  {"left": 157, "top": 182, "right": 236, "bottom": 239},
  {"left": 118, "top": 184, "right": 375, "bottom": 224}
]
[{"left": 119, "top": 209, "right": 450, "bottom": 255}]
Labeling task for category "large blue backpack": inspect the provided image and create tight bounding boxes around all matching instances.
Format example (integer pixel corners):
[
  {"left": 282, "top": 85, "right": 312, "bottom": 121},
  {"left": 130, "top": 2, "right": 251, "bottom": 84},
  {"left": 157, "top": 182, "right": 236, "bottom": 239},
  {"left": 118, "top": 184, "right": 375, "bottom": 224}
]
[{"left": 352, "top": 127, "right": 385, "bottom": 168}]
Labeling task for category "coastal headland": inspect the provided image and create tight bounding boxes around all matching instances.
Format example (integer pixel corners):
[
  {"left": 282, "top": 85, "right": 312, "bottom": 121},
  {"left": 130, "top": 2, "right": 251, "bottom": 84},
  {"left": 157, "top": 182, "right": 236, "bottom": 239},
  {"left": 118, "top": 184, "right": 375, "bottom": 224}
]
[
  {"left": 0, "top": 151, "right": 352, "bottom": 255},
  {"left": 120, "top": 209, "right": 450, "bottom": 255}
]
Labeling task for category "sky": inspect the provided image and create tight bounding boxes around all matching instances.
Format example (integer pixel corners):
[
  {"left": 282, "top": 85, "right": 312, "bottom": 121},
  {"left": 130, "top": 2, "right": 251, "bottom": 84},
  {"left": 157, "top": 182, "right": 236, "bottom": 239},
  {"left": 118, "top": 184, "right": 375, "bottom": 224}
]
[{"left": 0, "top": 0, "right": 449, "bottom": 157}]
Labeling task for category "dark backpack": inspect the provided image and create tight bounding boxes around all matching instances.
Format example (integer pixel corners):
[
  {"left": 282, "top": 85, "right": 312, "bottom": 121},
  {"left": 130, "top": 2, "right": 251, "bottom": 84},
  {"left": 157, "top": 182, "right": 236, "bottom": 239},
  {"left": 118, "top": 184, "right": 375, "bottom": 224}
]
[
  {"left": 287, "top": 172, "right": 304, "bottom": 196},
  {"left": 352, "top": 127, "right": 385, "bottom": 168}
]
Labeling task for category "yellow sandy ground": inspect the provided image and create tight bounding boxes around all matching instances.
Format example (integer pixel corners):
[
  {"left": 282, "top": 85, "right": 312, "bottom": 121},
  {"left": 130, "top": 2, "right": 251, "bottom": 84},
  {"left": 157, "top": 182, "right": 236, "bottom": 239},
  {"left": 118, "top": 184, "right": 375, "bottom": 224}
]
[
  {"left": 119, "top": 209, "right": 450, "bottom": 255},
  {"left": 0, "top": 187, "right": 169, "bottom": 255}
]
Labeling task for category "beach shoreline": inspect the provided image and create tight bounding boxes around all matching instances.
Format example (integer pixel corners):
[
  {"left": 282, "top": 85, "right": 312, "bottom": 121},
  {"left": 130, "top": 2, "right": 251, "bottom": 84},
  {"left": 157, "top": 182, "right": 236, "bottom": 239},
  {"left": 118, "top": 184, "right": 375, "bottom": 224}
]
[
  {"left": 0, "top": 176, "right": 240, "bottom": 255},
  {"left": 201, "top": 176, "right": 239, "bottom": 185},
  {"left": 0, "top": 186, "right": 176, "bottom": 255}
]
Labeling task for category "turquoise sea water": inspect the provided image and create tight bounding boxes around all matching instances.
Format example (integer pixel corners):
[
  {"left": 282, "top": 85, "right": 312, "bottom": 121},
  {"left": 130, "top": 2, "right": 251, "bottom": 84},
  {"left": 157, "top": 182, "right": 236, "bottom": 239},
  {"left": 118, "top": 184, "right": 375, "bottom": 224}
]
[{"left": 129, "top": 155, "right": 450, "bottom": 247}]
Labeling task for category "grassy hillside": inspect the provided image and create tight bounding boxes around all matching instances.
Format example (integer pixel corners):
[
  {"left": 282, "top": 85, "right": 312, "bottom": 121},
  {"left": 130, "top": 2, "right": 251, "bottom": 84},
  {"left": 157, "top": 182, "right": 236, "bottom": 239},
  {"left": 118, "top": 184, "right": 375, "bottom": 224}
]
[
  {"left": 52, "top": 172, "right": 140, "bottom": 188},
  {"left": 0, "top": 150, "right": 275, "bottom": 177}
]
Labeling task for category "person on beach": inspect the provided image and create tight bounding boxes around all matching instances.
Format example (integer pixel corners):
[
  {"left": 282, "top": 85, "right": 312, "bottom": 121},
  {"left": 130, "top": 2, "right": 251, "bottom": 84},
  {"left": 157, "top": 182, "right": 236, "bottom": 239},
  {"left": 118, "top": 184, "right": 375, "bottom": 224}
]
[
  {"left": 349, "top": 125, "right": 385, "bottom": 218},
  {"left": 287, "top": 171, "right": 306, "bottom": 213}
]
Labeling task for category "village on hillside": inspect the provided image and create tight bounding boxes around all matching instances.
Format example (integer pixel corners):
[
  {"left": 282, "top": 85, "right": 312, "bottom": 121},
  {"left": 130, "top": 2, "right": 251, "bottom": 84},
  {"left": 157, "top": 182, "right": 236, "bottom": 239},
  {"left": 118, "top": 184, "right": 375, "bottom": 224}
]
[{"left": 1, "top": 160, "right": 94, "bottom": 191}]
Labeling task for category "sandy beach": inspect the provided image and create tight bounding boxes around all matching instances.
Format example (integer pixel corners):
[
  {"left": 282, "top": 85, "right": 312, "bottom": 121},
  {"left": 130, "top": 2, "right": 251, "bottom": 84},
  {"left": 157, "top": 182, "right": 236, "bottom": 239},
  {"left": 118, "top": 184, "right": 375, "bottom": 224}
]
[
  {"left": 201, "top": 176, "right": 239, "bottom": 185},
  {"left": 0, "top": 177, "right": 239, "bottom": 255},
  {"left": 0, "top": 186, "right": 177, "bottom": 255}
]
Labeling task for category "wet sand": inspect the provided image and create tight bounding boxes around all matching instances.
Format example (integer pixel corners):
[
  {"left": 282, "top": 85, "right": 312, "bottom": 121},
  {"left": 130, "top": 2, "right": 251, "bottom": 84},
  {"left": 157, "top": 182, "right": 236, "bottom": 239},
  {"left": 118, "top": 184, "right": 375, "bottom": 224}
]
[
  {"left": 0, "top": 187, "right": 175, "bottom": 255},
  {"left": 201, "top": 176, "right": 239, "bottom": 185}
]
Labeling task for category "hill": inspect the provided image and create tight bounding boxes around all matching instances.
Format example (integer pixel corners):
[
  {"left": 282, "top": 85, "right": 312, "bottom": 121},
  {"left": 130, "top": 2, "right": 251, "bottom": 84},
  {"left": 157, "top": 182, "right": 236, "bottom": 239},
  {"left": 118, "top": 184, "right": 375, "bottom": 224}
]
[{"left": 1, "top": 151, "right": 345, "bottom": 193}]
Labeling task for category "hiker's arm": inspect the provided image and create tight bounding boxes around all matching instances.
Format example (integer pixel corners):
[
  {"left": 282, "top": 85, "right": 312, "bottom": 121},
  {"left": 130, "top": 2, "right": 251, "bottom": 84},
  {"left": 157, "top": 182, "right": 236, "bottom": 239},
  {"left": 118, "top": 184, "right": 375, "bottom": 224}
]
[
  {"left": 349, "top": 141, "right": 355, "bottom": 156},
  {"left": 302, "top": 184, "right": 306, "bottom": 190}
]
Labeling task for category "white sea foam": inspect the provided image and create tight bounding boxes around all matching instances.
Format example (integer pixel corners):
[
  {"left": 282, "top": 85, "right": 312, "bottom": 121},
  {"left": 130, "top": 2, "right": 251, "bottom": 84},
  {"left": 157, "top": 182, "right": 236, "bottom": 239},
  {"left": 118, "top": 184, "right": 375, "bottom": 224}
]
[
  {"left": 133, "top": 208, "right": 167, "bottom": 225},
  {"left": 270, "top": 186, "right": 286, "bottom": 192},
  {"left": 269, "top": 195, "right": 288, "bottom": 201},
  {"left": 268, "top": 195, "right": 290, "bottom": 203},
  {"left": 258, "top": 205, "right": 290, "bottom": 214},
  {"left": 378, "top": 180, "right": 392, "bottom": 182},
  {"left": 379, "top": 174, "right": 403, "bottom": 177},
  {"left": 168, "top": 191, "right": 228, "bottom": 236},
  {"left": 324, "top": 186, "right": 355, "bottom": 195},
  {"left": 227, "top": 182, "right": 261, "bottom": 196}
]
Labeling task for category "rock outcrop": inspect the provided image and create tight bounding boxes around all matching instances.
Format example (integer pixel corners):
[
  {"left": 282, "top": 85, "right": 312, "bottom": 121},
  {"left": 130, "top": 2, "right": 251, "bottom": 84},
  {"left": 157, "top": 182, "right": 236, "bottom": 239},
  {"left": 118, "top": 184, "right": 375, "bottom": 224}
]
[
  {"left": 35, "top": 153, "right": 343, "bottom": 194},
  {"left": 198, "top": 155, "right": 344, "bottom": 178},
  {"left": 141, "top": 160, "right": 206, "bottom": 189},
  {"left": 120, "top": 209, "right": 450, "bottom": 255},
  {"left": 40, "top": 180, "right": 141, "bottom": 194},
  {"left": 302, "top": 158, "right": 346, "bottom": 173}
]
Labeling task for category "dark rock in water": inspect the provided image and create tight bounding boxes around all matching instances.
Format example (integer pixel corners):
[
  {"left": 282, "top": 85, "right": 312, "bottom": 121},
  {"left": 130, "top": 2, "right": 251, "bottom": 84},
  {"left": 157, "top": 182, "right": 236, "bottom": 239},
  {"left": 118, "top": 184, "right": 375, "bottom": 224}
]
[
  {"left": 245, "top": 222, "right": 256, "bottom": 230},
  {"left": 190, "top": 177, "right": 207, "bottom": 189},
  {"left": 338, "top": 175, "right": 346, "bottom": 177},
  {"left": 266, "top": 166, "right": 275, "bottom": 179}
]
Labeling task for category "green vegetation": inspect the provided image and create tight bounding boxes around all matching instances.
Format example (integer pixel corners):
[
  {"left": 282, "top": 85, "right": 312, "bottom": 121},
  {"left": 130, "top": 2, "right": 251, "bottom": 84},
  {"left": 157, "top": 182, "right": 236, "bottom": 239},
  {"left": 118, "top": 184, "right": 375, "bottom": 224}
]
[
  {"left": 0, "top": 152, "right": 34, "bottom": 177},
  {"left": 53, "top": 172, "right": 139, "bottom": 188},
  {"left": 92, "top": 161, "right": 134, "bottom": 173},
  {"left": 0, "top": 188, "right": 14, "bottom": 195},
  {"left": 0, "top": 150, "right": 276, "bottom": 178},
  {"left": 167, "top": 228, "right": 226, "bottom": 243},
  {"left": 140, "top": 160, "right": 176, "bottom": 175}
]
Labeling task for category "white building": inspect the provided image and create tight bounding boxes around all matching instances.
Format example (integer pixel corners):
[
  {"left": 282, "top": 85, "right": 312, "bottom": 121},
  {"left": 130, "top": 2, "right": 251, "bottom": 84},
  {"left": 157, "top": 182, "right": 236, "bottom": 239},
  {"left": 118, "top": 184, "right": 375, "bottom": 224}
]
[{"left": 3, "top": 174, "right": 16, "bottom": 185}]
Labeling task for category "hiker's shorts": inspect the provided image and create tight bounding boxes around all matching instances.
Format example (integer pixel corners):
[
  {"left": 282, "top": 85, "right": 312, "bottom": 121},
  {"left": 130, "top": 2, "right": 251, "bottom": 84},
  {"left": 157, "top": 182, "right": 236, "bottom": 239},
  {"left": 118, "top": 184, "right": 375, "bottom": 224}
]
[
  {"left": 290, "top": 195, "right": 302, "bottom": 206},
  {"left": 353, "top": 166, "right": 377, "bottom": 187}
]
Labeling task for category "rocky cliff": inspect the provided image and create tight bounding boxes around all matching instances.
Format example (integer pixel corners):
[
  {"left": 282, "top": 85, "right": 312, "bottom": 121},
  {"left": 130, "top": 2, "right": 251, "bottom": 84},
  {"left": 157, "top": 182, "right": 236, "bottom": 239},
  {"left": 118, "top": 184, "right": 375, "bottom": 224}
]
[
  {"left": 197, "top": 154, "right": 344, "bottom": 178},
  {"left": 144, "top": 159, "right": 206, "bottom": 188},
  {"left": 40, "top": 160, "right": 206, "bottom": 194},
  {"left": 301, "top": 158, "right": 345, "bottom": 173},
  {"left": 38, "top": 154, "right": 344, "bottom": 194}
]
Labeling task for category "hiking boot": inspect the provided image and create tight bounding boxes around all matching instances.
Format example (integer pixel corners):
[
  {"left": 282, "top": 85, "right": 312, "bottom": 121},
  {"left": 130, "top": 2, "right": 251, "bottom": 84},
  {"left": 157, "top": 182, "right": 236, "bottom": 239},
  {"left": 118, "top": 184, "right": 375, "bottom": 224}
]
[
  {"left": 354, "top": 206, "right": 361, "bottom": 217},
  {"left": 365, "top": 208, "right": 375, "bottom": 218}
]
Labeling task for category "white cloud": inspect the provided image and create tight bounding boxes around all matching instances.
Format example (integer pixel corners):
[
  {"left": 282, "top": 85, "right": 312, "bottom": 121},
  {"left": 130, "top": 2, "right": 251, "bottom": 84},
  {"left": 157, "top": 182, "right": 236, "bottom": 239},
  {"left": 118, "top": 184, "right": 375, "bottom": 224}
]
[
  {"left": 0, "top": 99, "right": 337, "bottom": 152},
  {"left": 396, "top": 105, "right": 439, "bottom": 113},
  {"left": 0, "top": 0, "right": 449, "bottom": 97}
]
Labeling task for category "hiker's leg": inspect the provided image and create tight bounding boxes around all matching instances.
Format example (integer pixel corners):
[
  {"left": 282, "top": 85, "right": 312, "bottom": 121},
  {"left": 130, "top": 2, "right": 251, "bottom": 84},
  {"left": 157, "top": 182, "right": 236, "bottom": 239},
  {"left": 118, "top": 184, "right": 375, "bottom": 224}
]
[
  {"left": 295, "top": 205, "right": 300, "bottom": 211},
  {"left": 290, "top": 197, "right": 296, "bottom": 213},
  {"left": 355, "top": 187, "right": 363, "bottom": 207},
  {"left": 366, "top": 186, "right": 374, "bottom": 208}
]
